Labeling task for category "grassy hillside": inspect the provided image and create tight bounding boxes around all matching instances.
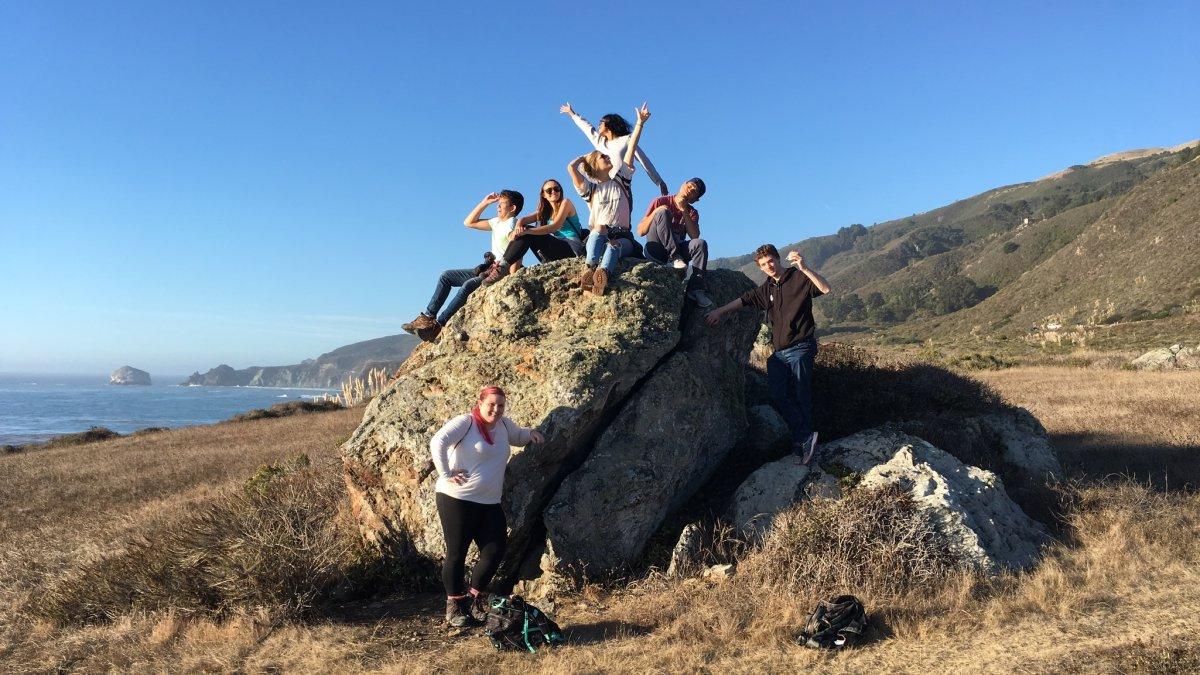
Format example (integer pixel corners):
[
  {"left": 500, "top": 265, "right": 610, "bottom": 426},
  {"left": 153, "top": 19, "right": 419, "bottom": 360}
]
[
  {"left": 712, "top": 142, "right": 1199, "bottom": 354},
  {"left": 2, "top": 367, "right": 1197, "bottom": 671}
]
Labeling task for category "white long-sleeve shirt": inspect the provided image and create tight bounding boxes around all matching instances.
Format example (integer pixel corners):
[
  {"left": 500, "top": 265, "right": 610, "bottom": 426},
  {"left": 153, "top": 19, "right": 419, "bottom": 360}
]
[
  {"left": 429, "top": 413, "right": 533, "bottom": 504},
  {"left": 570, "top": 112, "right": 667, "bottom": 195}
]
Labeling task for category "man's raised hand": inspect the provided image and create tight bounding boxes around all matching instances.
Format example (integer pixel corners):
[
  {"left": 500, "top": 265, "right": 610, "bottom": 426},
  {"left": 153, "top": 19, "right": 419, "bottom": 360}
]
[{"left": 787, "top": 251, "right": 806, "bottom": 269}]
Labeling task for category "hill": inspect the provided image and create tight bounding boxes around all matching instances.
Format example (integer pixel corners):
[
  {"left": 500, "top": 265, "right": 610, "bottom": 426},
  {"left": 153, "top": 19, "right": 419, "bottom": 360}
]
[
  {"left": 182, "top": 333, "right": 419, "bottom": 388},
  {"left": 712, "top": 140, "right": 1200, "bottom": 354}
]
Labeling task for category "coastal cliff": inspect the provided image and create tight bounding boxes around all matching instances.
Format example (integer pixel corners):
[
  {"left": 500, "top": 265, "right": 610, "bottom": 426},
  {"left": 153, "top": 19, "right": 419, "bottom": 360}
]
[{"left": 182, "top": 334, "right": 418, "bottom": 388}]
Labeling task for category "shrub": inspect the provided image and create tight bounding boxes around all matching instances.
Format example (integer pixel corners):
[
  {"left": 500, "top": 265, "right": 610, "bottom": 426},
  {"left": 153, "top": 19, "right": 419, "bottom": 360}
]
[
  {"left": 740, "top": 484, "right": 962, "bottom": 599},
  {"left": 229, "top": 398, "right": 343, "bottom": 422},
  {"left": 36, "top": 462, "right": 375, "bottom": 625},
  {"left": 43, "top": 426, "right": 121, "bottom": 449}
]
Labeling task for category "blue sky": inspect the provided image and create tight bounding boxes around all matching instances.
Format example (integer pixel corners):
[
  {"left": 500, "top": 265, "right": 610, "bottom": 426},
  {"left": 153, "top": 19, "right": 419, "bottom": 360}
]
[{"left": 2, "top": 1, "right": 1197, "bottom": 374}]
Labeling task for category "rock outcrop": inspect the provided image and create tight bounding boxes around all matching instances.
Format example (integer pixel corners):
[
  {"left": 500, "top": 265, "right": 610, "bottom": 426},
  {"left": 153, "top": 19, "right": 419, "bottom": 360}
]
[
  {"left": 109, "top": 366, "right": 151, "bottom": 386},
  {"left": 1131, "top": 344, "right": 1200, "bottom": 371},
  {"left": 341, "top": 258, "right": 757, "bottom": 584},
  {"left": 729, "top": 427, "right": 1050, "bottom": 573}
]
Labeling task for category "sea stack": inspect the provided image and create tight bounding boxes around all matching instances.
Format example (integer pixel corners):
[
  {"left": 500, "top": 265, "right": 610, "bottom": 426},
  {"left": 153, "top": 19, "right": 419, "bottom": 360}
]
[{"left": 109, "top": 366, "right": 152, "bottom": 386}]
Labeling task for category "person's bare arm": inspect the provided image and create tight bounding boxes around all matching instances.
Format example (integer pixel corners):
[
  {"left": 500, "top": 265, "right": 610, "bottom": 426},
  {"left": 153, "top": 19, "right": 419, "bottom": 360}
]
[
  {"left": 787, "top": 251, "right": 831, "bottom": 294},
  {"left": 527, "top": 199, "right": 574, "bottom": 235},
  {"left": 561, "top": 103, "right": 602, "bottom": 148},
  {"left": 569, "top": 156, "right": 591, "bottom": 193},
  {"left": 682, "top": 205, "right": 700, "bottom": 240},
  {"left": 464, "top": 193, "right": 499, "bottom": 230},
  {"left": 637, "top": 203, "right": 666, "bottom": 237},
  {"left": 623, "top": 103, "right": 651, "bottom": 170}
]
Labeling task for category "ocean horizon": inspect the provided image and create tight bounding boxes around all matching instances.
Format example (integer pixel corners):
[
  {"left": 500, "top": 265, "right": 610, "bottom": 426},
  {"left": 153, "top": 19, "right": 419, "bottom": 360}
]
[{"left": 0, "top": 372, "right": 336, "bottom": 445}]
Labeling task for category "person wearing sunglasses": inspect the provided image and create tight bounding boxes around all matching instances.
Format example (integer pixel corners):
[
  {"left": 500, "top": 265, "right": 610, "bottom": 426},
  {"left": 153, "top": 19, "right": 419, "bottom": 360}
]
[
  {"left": 567, "top": 103, "right": 651, "bottom": 296},
  {"left": 480, "top": 179, "right": 584, "bottom": 285},
  {"left": 560, "top": 102, "right": 669, "bottom": 200}
]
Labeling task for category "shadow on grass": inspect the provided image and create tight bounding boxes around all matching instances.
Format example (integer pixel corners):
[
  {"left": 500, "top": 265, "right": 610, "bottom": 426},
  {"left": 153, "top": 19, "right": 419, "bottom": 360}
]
[
  {"left": 1052, "top": 433, "right": 1200, "bottom": 492},
  {"left": 564, "top": 620, "right": 651, "bottom": 646}
]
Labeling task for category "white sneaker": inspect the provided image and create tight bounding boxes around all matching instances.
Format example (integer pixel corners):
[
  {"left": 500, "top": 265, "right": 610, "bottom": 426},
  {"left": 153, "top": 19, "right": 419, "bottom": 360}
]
[
  {"left": 687, "top": 288, "right": 713, "bottom": 308},
  {"left": 672, "top": 259, "right": 687, "bottom": 270},
  {"left": 801, "top": 431, "right": 819, "bottom": 465}
]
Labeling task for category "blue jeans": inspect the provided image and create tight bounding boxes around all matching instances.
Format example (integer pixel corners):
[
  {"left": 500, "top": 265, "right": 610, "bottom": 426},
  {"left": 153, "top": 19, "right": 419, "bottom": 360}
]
[
  {"left": 766, "top": 337, "right": 818, "bottom": 444},
  {"left": 424, "top": 267, "right": 481, "bottom": 325},
  {"left": 585, "top": 229, "right": 635, "bottom": 274}
]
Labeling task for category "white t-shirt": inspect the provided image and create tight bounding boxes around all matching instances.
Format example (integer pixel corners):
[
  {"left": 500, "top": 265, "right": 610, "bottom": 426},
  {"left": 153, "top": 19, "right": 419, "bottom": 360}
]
[
  {"left": 488, "top": 216, "right": 518, "bottom": 258},
  {"left": 576, "top": 164, "right": 633, "bottom": 230},
  {"left": 429, "top": 413, "right": 534, "bottom": 504}
]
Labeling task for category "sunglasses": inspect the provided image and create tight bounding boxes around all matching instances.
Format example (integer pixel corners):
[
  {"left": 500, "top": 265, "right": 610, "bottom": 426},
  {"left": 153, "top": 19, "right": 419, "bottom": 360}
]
[{"left": 543, "top": 186, "right": 562, "bottom": 194}]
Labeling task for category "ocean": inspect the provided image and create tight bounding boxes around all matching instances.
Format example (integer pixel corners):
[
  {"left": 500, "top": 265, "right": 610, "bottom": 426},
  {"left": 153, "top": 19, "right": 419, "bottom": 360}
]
[{"left": 0, "top": 373, "right": 336, "bottom": 445}]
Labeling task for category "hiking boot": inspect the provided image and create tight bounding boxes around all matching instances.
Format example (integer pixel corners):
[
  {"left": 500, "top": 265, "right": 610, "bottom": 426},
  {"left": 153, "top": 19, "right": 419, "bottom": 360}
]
[
  {"left": 687, "top": 288, "right": 713, "bottom": 308},
  {"left": 416, "top": 322, "right": 443, "bottom": 343},
  {"left": 480, "top": 261, "right": 507, "bottom": 286},
  {"left": 469, "top": 592, "right": 492, "bottom": 622},
  {"left": 402, "top": 313, "right": 437, "bottom": 334},
  {"left": 590, "top": 268, "right": 609, "bottom": 296},
  {"left": 578, "top": 266, "right": 596, "bottom": 292},
  {"left": 445, "top": 595, "right": 480, "bottom": 628}
]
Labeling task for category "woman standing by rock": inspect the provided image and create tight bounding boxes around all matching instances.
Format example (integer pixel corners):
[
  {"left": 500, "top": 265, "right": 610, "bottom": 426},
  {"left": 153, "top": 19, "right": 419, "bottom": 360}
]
[{"left": 429, "top": 385, "right": 545, "bottom": 627}]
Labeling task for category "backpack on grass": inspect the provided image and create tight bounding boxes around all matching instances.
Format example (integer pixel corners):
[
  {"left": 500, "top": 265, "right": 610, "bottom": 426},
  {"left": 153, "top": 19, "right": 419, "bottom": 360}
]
[
  {"left": 482, "top": 594, "right": 565, "bottom": 653},
  {"left": 798, "top": 594, "right": 868, "bottom": 649}
]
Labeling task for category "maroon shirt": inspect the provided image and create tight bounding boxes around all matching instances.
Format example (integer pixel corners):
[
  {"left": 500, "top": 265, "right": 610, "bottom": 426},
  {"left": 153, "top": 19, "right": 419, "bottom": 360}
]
[
  {"left": 644, "top": 195, "right": 699, "bottom": 237},
  {"left": 740, "top": 267, "right": 825, "bottom": 350}
]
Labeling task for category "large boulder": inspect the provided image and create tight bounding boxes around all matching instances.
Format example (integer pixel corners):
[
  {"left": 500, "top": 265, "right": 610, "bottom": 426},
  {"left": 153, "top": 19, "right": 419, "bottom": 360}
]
[
  {"left": 729, "top": 427, "right": 1050, "bottom": 573},
  {"left": 542, "top": 273, "right": 757, "bottom": 573},
  {"left": 1131, "top": 344, "right": 1200, "bottom": 370},
  {"left": 341, "top": 258, "right": 757, "bottom": 584},
  {"left": 109, "top": 366, "right": 151, "bottom": 385}
]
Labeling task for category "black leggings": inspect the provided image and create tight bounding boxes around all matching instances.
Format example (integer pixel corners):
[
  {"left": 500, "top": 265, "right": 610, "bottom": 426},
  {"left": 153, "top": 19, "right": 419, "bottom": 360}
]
[
  {"left": 501, "top": 233, "right": 579, "bottom": 265},
  {"left": 436, "top": 492, "right": 507, "bottom": 595}
]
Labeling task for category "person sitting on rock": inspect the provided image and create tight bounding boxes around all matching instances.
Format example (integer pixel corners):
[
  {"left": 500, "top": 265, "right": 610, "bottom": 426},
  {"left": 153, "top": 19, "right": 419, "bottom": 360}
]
[
  {"left": 637, "top": 177, "right": 711, "bottom": 308},
  {"left": 430, "top": 385, "right": 545, "bottom": 628},
  {"left": 401, "top": 190, "right": 524, "bottom": 341},
  {"left": 704, "top": 244, "right": 831, "bottom": 464},
  {"left": 560, "top": 102, "right": 669, "bottom": 200},
  {"left": 567, "top": 103, "right": 651, "bottom": 297},
  {"left": 480, "top": 178, "right": 584, "bottom": 285}
]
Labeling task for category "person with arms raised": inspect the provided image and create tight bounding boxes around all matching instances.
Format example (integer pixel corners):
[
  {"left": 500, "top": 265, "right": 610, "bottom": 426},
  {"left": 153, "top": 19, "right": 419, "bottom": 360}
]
[
  {"left": 567, "top": 103, "right": 652, "bottom": 297},
  {"left": 560, "top": 102, "right": 669, "bottom": 198}
]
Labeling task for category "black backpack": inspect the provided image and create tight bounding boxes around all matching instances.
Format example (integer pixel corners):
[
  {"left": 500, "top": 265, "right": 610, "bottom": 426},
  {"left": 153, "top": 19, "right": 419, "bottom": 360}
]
[
  {"left": 798, "top": 595, "right": 868, "bottom": 649},
  {"left": 481, "top": 594, "right": 565, "bottom": 653}
]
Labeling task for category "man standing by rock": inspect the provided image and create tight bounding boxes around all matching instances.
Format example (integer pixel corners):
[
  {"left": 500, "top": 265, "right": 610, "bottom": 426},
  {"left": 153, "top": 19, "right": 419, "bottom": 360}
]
[
  {"left": 637, "top": 178, "right": 711, "bottom": 307},
  {"left": 705, "top": 244, "right": 831, "bottom": 463},
  {"left": 402, "top": 190, "right": 524, "bottom": 342}
]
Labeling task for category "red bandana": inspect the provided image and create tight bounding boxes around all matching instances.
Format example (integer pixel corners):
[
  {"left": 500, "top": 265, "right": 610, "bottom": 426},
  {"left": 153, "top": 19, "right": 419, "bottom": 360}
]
[{"left": 471, "top": 407, "right": 494, "bottom": 445}]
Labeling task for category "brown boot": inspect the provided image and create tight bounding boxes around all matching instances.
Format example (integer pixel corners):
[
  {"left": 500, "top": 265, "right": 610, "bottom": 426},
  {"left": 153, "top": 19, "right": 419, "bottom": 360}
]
[
  {"left": 445, "top": 595, "right": 480, "bottom": 628},
  {"left": 578, "top": 266, "right": 596, "bottom": 292},
  {"left": 402, "top": 313, "right": 436, "bottom": 334},
  {"left": 416, "top": 322, "right": 442, "bottom": 342},
  {"left": 591, "top": 268, "right": 609, "bottom": 296}
]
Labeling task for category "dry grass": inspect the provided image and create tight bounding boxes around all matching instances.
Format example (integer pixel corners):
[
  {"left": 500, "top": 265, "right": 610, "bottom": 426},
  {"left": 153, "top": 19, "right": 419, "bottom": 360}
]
[
  {"left": 3, "top": 368, "right": 1199, "bottom": 672},
  {"left": 976, "top": 366, "right": 1200, "bottom": 488}
]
